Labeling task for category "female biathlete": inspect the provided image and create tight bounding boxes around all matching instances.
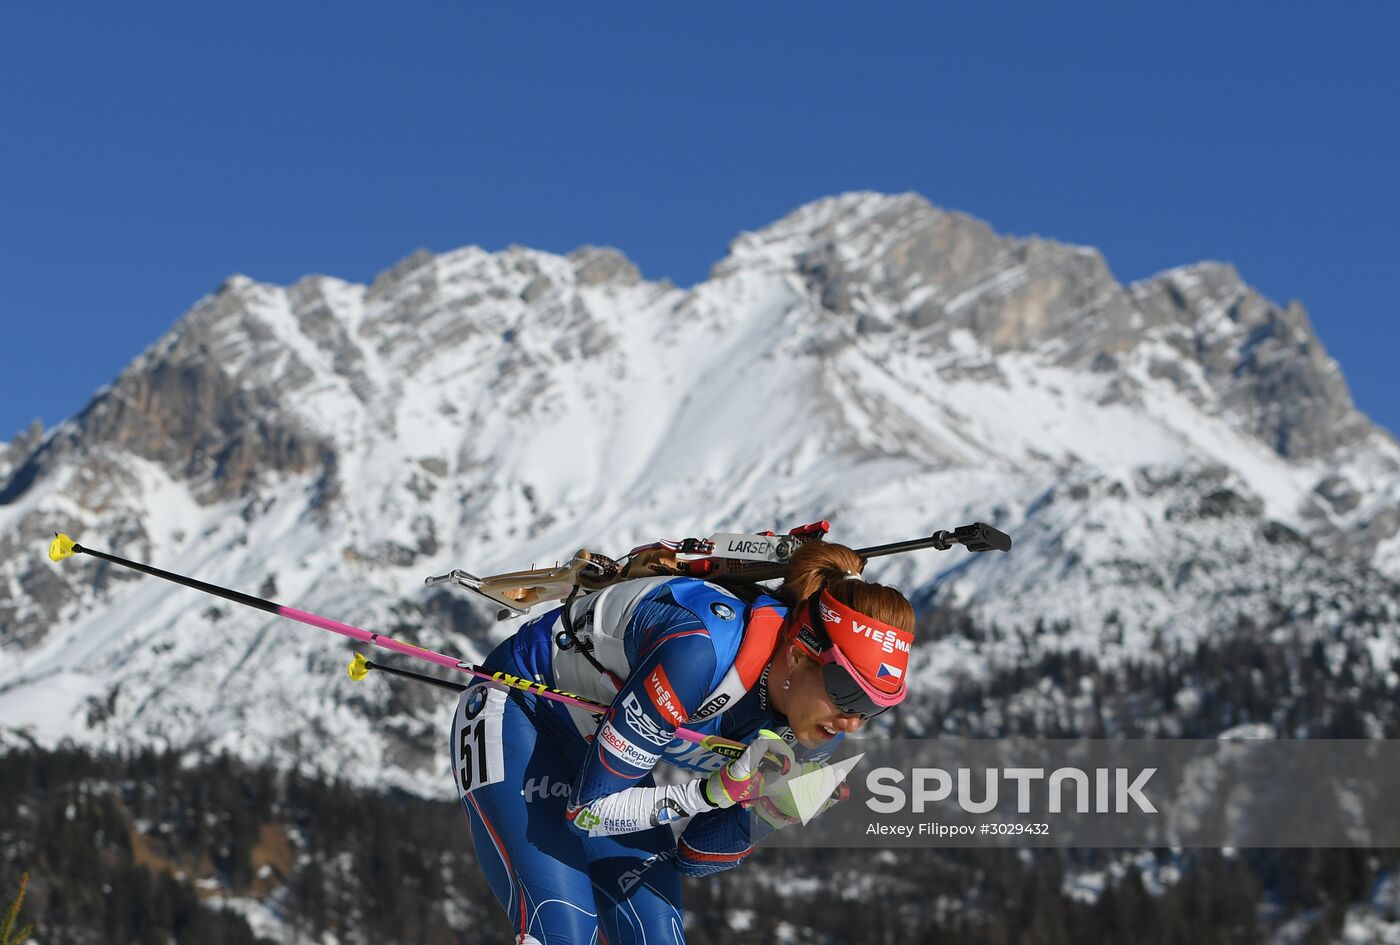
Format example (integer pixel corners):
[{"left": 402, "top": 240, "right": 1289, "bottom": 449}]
[{"left": 449, "top": 542, "right": 917, "bottom": 944}]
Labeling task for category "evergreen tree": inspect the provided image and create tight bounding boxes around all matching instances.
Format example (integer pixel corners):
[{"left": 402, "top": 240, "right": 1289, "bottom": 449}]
[{"left": 0, "top": 874, "right": 34, "bottom": 945}]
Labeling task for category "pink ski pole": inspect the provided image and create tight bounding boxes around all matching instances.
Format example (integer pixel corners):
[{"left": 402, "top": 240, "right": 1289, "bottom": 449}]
[{"left": 47, "top": 534, "right": 749, "bottom": 760}]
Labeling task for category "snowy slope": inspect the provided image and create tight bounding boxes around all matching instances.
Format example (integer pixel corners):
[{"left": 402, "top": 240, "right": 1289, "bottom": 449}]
[{"left": 1, "top": 192, "right": 1398, "bottom": 796}]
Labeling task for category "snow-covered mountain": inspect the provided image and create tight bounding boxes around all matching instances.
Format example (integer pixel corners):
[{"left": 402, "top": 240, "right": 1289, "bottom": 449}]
[{"left": 2, "top": 192, "right": 1398, "bottom": 794}]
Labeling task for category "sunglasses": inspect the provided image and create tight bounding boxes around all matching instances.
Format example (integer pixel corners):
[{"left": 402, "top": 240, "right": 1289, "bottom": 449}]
[{"left": 794, "top": 599, "right": 903, "bottom": 721}]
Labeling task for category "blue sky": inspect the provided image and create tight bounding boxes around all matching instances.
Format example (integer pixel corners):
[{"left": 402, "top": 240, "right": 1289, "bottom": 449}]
[{"left": 2, "top": 2, "right": 1396, "bottom": 442}]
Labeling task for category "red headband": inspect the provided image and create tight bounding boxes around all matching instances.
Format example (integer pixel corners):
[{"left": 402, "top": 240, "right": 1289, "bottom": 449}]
[{"left": 793, "top": 588, "right": 914, "bottom": 704}]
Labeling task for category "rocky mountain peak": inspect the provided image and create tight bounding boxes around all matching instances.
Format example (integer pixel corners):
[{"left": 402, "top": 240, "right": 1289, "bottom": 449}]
[
  {"left": 712, "top": 192, "right": 1134, "bottom": 360},
  {"left": 711, "top": 193, "right": 1376, "bottom": 469},
  {"left": 567, "top": 245, "right": 642, "bottom": 287},
  {"left": 1130, "top": 263, "right": 1370, "bottom": 460}
]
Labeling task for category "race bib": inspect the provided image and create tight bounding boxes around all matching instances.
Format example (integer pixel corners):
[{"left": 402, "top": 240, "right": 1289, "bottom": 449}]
[{"left": 451, "top": 683, "right": 507, "bottom": 797}]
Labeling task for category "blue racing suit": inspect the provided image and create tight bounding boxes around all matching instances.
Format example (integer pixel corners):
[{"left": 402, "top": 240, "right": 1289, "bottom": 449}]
[{"left": 449, "top": 577, "right": 834, "bottom": 944}]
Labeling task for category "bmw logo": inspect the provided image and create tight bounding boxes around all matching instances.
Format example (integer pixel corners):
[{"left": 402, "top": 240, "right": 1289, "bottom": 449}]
[
  {"left": 710, "top": 602, "right": 736, "bottom": 620},
  {"left": 651, "top": 798, "right": 685, "bottom": 826},
  {"left": 465, "top": 686, "right": 488, "bottom": 718}
]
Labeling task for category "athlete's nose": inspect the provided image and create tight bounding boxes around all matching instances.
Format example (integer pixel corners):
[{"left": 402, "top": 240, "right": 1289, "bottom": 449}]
[{"left": 834, "top": 714, "right": 865, "bottom": 733}]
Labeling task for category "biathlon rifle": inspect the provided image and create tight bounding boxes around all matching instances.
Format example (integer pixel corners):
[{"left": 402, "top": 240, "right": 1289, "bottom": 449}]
[{"left": 424, "top": 520, "right": 1012, "bottom": 620}]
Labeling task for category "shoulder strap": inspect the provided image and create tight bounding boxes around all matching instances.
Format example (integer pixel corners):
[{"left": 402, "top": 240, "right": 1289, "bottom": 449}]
[{"left": 687, "top": 598, "right": 787, "bottom": 722}]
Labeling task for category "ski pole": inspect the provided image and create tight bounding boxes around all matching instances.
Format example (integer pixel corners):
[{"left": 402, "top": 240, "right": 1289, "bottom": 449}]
[
  {"left": 46, "top": 534, "right": 751, "bottom": 761},
  {"left": 349, "top": 653, "right": 466, "bottom": 693}
]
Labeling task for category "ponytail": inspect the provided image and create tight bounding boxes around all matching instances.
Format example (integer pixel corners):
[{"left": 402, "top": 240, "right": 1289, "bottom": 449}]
[{"left": 777, "top": 542, "right": 915, "bottom": 635}]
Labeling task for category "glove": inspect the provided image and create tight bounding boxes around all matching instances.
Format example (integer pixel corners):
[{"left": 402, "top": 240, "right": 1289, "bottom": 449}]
[
  {"left": 702, "top": 729, "right": 794, "bottom": 808},
  {"left": 751, "top": 759, "right": 852, "bottom": 830}
]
